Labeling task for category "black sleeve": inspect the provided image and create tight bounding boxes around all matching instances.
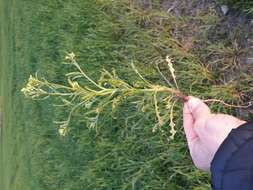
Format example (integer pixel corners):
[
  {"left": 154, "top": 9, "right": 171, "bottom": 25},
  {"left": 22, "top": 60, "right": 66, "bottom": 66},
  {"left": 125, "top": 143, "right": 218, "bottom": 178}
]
[{"left": 211, "top": 120, "right": 253, "bottom": 190}]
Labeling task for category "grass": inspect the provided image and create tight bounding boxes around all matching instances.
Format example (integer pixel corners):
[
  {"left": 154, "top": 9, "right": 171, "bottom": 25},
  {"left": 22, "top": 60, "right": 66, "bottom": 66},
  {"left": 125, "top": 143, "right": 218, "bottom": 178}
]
[
  {"left": 218, "top": 0, "right": 253, "bottom": 13},
  {"left": 0, "top": 1, "right": 32, "bottom": 189},
  {"left": 0, "top": 0, "right": 252, "bottom": 190}
]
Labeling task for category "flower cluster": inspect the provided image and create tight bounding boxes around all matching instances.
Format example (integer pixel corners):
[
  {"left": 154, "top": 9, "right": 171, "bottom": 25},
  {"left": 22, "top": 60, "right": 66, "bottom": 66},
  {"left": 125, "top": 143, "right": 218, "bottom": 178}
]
[{"left": 21, "top": 75, "right": 47, "bottom": 99}]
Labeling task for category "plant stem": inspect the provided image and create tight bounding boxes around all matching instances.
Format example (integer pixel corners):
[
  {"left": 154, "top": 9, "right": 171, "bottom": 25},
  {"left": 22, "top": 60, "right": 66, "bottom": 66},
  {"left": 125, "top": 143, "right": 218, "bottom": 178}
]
[{"left": 203, "top": 99, "right": 253, "bottom": 109}]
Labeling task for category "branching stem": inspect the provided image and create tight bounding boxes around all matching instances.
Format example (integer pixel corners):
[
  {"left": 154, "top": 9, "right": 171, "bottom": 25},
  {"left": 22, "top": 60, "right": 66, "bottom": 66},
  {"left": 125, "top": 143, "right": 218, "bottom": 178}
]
[{"left": 203, "top": 99, "right": 253, "bottom": 109}]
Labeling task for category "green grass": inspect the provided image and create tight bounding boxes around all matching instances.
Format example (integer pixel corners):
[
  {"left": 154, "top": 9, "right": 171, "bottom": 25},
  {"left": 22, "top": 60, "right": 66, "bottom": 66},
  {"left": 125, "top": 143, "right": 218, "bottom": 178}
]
[
  {"left": 0, "top": 0, "right": 252, "bottom": 190},
  {"left": 0, "top": 0, "right": 33, "bottom": 189}
]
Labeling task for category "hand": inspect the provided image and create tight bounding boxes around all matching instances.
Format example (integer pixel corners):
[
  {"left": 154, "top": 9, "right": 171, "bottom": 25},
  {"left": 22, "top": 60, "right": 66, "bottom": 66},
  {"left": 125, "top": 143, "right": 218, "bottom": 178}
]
[{"left": 183, "top": 96, "right": 245, "bottom": 171}]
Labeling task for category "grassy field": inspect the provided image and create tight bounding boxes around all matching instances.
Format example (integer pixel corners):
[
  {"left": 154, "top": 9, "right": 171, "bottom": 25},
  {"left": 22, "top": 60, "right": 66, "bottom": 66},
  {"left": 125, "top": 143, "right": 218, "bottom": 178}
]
[
  {"left": 0, "top": 0, "right": 39, "bottom": 189},
  {"left": 0, "top": 0, "right": 252, "bottom": 190}
]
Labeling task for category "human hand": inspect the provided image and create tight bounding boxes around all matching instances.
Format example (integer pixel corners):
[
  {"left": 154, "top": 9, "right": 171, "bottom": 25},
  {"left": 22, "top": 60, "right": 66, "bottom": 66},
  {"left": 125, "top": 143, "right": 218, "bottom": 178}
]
[{"left": 183, "top": 96, "right": 245, "bottom": 171}]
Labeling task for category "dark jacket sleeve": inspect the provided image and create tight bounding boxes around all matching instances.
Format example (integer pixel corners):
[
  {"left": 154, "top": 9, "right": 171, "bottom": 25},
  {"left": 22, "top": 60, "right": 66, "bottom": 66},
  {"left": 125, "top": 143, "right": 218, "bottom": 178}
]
[{"left": 211, "top": 120, "right": 253, "bottom": 190}]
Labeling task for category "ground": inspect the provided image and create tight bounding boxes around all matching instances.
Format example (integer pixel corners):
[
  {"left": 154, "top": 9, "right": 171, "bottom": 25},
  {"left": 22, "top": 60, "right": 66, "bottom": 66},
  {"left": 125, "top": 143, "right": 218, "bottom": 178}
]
[
  {"left": 160, "top": 0, "right": 253, "bottom": 117},
  {"left": 0, "top": 0, "right": 252, "bottom": 190}
]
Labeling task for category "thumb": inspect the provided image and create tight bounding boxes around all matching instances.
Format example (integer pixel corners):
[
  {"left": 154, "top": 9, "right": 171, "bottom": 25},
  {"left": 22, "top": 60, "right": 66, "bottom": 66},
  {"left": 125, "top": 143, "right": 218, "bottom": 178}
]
[{"left": 187, "top": 96, "right": 211, "bottom": 120}]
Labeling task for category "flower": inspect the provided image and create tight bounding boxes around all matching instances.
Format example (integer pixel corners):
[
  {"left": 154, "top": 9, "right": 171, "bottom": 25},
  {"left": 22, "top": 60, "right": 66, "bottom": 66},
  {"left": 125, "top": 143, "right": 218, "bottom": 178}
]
[
  {"left": 58, "top": 124, "right": 69, "bottom": 137},
  {"left": 21, "top": 75, "right": 45, "bottom": 98},
  {"left": 65, "top": 52, "right": 76, "bottom": 61}
]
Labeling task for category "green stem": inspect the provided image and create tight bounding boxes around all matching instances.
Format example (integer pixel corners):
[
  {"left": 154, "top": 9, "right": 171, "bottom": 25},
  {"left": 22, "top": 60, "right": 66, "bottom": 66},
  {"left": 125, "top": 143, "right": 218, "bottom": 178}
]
[{"left": 72, "top": 61, "right": 106, "bottom": 90}]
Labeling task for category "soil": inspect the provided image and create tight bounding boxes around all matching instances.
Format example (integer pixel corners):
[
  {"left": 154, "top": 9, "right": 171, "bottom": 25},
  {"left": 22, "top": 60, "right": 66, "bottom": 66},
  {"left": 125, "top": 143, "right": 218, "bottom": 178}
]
[
  {"left": 139, "top": 0, "right": 253, "bottom": 118},
  {"left": 161, "top": 0, "right": 253, "bottom": 118},
  {"left": 161, "top": 0, "right": 253, "bottom": 71}
]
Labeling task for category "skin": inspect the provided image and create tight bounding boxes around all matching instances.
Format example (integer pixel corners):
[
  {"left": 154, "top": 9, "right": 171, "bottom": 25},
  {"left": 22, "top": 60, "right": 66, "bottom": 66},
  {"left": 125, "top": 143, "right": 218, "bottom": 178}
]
[{"left": 183, "top": 96, "right": 246, "bottom": 171}]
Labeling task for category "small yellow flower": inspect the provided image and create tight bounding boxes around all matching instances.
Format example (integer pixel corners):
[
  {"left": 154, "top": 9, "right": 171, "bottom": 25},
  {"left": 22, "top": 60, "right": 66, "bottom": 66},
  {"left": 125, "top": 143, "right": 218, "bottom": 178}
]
[
  {"left": 65, "top": 52, "right": 76, "bottom": 61},
  {"left": 58, "top": 124, "right": 68, "bottom": 137}
]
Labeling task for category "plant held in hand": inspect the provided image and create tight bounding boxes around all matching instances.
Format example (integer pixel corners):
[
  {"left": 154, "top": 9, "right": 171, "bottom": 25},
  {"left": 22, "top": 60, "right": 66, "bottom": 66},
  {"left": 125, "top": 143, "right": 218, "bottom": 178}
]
[
  {"left": 21, "top": 53, "right": 252, "bottom": 138},
  {"left": 22, "top": 53, "right": 187, "bottom": 139}
]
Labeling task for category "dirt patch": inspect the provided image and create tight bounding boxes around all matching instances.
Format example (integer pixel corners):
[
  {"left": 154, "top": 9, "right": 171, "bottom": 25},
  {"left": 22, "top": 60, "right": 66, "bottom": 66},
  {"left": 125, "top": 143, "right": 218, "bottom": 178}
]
[
  {"left": 161, "top": 0, "right": 216, "bottom": 16},
  {"left": 159, "top": 0, "right": 253, "bottom": 118},
  {"left": 161, "top": 0, "right": 253, "bottom": 72}
]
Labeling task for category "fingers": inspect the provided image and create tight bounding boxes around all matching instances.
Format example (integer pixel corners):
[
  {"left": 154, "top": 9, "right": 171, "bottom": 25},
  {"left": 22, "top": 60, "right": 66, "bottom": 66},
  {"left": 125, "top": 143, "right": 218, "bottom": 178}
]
[
  {"left": 183, "top": 97, "right": 212, "bottom": 171},
  {"left": 183, "top": 96, "right": 210, "bottom": 146},
  {"left": 183, "top": 102, "right": 198, "bottom": 144},
  {"left": 187, "top": 96, "right": 211, "bottom": 120}
]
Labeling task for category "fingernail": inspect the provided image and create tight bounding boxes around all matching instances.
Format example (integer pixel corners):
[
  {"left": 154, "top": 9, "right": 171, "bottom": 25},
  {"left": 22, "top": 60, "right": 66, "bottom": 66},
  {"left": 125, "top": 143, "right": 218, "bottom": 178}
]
[{"left": 187, "top": 97, "right": 202, "bottom": 113}]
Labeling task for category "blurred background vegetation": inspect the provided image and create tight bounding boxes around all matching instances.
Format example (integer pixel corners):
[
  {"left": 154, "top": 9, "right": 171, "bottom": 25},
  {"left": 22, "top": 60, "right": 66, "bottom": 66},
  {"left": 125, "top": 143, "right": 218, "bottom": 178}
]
[
  {"left": 219, "top": 0, "right": 253, "bottom": 13},
  {"left": 0, "top": 0, "right": 252, "bottom": 190}
]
